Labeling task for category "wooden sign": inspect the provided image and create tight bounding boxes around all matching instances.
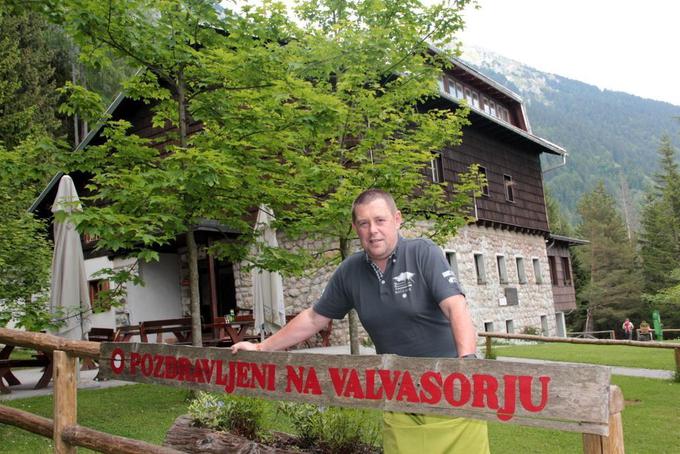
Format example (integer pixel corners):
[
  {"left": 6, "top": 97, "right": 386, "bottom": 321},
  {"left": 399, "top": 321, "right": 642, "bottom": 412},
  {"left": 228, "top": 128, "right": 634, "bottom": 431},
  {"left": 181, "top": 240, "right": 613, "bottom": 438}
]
[{"left": 99, "top": 343, "right": 612, "bottom": 435}]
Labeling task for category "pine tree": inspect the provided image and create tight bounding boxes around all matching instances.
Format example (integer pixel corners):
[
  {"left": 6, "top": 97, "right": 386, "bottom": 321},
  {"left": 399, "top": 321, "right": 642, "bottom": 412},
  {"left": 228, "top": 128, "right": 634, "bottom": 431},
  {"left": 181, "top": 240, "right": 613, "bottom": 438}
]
[
  {"left": 575, "top": 182, "right": 642, "bottom": 331},
  {"left": 639, "top": 135, "right": 680, "bottom": 328}
]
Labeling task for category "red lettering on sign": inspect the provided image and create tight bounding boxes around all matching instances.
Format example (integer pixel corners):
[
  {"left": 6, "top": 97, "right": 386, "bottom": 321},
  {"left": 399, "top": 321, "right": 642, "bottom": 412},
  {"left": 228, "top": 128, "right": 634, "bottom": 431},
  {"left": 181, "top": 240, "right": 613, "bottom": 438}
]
[
  {"left": 519, "top": 376, "right": 550, "bottom": 413},
  {"left": 328, "top": 367, "right": 348, "bottom": 396},
  {"left": 418, "top": 371, "right": 443, "bottom": 404},
  {"left": 236, "top": 362, "right": 252, "bottom": 388},
  {"left": 443, "top": 373, "right": 471, "bottom": 407},
  {"left": 364, "top": 370, "right": 383, "bottom": 400},
  {"left": 109, "top": 348, "right": 125, "bottom": 374},
  {"left": 497, "top": 375, "right": 517, "bottom": 421},
  {"left": 286, "top": 366, "right": 321, "bottom": 395},
  {"left": 164, "top": 356, "right": 178, "bottom": 379},
  {"left": 472, "top": 374, "right": 499, "bottom": 410},
  {"left": 192, "top": 359, "right": 207, "bottom": 383},
  {"left": 129, "top": 352, "right": 141, "bottom": 375},
  {"left": 396, "top": 371, "right": 419, "bottom": 403},
  {"left": 378, "top": 370, "right": 401, "bottom": 400},
  {"left": 177, "top": 357, "right": 193, "bottom": 382},
  {"left": 153, "top": 355, "right": 164, "bottom": 378},
  {"left": 343, "top": 369, "right": 365, "bottom": 399}
]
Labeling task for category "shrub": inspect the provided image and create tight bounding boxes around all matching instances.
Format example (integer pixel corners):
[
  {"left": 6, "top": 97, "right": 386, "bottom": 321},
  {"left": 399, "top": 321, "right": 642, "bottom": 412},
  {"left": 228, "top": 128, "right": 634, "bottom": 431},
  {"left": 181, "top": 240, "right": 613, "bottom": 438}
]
[
  {"left": 277, "top": 402, "right": 380, "bottom": 453},
  {"left": 188, "top": 392, "right": 265, "bottom": 440},
  {"left": 521, "top": 326, "right": 541, "bottom": 335}
]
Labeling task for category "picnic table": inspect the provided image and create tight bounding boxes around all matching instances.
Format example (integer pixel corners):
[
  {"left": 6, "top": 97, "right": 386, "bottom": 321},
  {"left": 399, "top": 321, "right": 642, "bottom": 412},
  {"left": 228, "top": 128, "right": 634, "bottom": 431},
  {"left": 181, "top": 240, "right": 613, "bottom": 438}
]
[
  {"left": 139, "top": 317, "right": 193, "bottom": 344},
  {"left": 0, "top": 344, "right": 52, "bottom": 394}
]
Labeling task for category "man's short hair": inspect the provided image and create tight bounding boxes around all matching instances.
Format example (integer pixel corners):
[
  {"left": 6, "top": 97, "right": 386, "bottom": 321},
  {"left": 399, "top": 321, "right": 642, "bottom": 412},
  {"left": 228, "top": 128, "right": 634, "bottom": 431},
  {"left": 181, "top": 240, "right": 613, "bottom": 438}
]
[{"left": 352, "top": 189, "right": 398, "bottom": 222}]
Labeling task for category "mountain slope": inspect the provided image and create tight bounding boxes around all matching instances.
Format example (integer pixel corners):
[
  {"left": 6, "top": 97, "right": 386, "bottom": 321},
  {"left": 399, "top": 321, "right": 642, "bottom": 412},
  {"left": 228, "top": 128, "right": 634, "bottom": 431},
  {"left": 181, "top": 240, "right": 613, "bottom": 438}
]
[{"left": 461, "top": 47, "right": 680, "bottom": 226}]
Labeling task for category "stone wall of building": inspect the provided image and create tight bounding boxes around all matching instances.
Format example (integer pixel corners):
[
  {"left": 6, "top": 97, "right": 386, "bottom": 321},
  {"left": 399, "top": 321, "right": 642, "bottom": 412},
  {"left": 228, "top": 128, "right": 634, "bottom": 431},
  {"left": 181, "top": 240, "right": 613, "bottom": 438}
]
[
  {"left": 232, "top": 224, "right": 557, "bottom": 346},
  {"left": 440, "top": 225, "right": 556, "bottom": 336}
]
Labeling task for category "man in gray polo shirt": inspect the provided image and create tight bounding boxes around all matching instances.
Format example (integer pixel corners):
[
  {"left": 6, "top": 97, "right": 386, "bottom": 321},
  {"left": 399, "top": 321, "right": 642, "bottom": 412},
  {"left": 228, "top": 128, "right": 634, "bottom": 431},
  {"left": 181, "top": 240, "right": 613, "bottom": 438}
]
[{"left": 232, "top": 189, "right": 489, "bottom": 453}]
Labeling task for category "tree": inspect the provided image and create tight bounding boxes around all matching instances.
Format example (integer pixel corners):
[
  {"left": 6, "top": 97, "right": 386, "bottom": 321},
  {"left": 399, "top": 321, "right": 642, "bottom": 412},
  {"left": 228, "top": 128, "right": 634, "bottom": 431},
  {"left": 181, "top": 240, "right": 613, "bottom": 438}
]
[
  {"left": 0, "top": 10, "right": 67, "bottom": 329},
  {"left": 639, "top": 135, "right": 680, "bottom": 327},
  {"left": 575, "top": 181, "right": 642, "bottom": 331},
  {"left": 40, "top": 0, "right": 478, "bottom": 348},
  {"left": 0, "top": 10, "right": 60, "bottom": 148}
]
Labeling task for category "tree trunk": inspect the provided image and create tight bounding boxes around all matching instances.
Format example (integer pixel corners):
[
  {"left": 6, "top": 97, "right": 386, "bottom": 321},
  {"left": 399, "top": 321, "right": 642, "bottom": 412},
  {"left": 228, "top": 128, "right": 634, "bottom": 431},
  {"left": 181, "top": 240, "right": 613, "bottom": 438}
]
[
  {"left": 177, "top": 70, "right": 203, "bottom": 346},
  {"left": 340, "top": 237, "right": 360, "bottom": 355},
  {"left": 187, "top": 230, "right": 202, "bottom": 347}
]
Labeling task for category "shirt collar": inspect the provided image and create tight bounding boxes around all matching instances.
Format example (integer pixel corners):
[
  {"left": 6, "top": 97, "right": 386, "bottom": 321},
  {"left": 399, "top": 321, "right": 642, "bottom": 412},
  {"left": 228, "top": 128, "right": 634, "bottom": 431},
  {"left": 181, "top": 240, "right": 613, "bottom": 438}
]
[{"left": 363, "top": 235, "right": 402, "bottom": 264}]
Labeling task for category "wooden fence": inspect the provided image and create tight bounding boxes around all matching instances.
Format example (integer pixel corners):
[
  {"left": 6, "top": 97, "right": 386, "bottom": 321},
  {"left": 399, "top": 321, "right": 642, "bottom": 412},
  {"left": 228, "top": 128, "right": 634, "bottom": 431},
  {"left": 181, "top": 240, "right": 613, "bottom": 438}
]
[
  {"left": 480, "top": 332, "right": 680, "bottom": 374},
  {"left": 1, "top": 327, "right": 625, "bottom": 453}
]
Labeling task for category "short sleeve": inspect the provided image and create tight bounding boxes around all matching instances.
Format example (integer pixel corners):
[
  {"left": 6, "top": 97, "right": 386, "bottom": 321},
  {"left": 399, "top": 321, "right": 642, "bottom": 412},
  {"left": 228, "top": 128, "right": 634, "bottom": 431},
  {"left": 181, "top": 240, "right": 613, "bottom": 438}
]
[
  {"left": 313, "top": 264, "right": 353, "bottom": 319},
  {"left": 420, "top": 240, "right": 464, "bottom": 303}
]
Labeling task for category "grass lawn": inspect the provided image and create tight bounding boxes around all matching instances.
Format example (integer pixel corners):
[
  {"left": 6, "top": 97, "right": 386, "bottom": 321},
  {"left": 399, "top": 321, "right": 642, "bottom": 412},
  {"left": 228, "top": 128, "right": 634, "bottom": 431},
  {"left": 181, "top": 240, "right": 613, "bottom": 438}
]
[
  {"left": 493, "top": 342, "right": 677, "bottom": 371},
  {"left": 2, "top": 375, "right": 679, "bottom": 453}
]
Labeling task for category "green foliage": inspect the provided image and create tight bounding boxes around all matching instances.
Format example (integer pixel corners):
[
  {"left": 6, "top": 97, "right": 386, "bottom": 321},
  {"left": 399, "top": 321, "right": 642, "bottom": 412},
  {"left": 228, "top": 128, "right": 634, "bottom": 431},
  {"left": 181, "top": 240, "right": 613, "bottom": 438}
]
[
  {"left": 575, "top": 181, "right": 643, "bottom": 330},
  {"left": 520, "top": 326, "right": 540, "bottom": 335},
  {"left": 188, "top": 392, "right": 266, "bottom": 440},
  {"left": 0, "top": 137, "right": 65, "bottom": 329},
  {"left": 37, "top": 0, "right": 479, "bottom": 272},
  {"left": 277, "top": 401, "right": 381, "bottom": 452},
  {"left": 0, "top": 11, "right": 61, "bottom": 148}
]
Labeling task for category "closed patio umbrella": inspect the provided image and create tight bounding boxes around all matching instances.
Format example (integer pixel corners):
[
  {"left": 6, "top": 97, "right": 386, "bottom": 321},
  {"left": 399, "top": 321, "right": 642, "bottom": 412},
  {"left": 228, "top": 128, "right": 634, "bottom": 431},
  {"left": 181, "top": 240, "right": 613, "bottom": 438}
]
[
  {"left": 252, "top": 206, "right": 286, "bottom": 340},
  {"left": 49, "top": 175, "right": 92, "bottom": 341}
]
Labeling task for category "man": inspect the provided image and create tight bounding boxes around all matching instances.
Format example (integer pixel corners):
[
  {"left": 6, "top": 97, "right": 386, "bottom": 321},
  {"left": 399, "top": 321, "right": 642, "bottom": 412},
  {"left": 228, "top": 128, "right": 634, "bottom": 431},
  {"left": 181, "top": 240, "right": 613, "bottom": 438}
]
[{"left": 231, "top": 189, "right": 490, "bottom": 453}]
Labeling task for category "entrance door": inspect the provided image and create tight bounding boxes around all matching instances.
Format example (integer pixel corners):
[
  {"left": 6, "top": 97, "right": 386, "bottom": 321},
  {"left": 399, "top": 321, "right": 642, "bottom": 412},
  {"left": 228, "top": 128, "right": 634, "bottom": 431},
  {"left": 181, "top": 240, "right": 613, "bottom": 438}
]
[{"left": 198, "top": 257, "right": 237, "bottom": 323}]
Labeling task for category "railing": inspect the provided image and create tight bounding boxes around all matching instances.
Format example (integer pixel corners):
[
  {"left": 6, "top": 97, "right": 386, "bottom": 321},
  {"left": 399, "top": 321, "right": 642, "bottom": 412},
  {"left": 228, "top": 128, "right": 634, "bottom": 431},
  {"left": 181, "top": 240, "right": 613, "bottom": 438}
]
[
  {"left": 569, "top": 330, "right": 616, "bottom": 340},
  {"left": 480, "top": 332, "right": 680, "bottom": 375},
  {"left": 0, "top": 328, "right": 181, "bottom": 453},
  {"left": 2, "top": 327, "right": 626, "bottom": 453}
]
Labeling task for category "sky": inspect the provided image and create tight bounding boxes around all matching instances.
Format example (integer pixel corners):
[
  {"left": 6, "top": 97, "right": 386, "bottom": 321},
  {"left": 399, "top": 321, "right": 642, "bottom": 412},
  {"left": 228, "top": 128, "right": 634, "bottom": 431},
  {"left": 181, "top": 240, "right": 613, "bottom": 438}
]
[{"left": 457, "top": 0, "right": 680, "bottom": 106}]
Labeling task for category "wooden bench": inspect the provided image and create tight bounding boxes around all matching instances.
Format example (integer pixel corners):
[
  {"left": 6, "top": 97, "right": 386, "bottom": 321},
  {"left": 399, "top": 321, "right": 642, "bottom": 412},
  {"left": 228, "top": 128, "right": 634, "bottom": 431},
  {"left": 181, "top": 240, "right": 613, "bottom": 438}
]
[
  {"left": 139, "top": 317, "right": 193, "bottom": 344},
  {"left": 0, "top": 353, "right": 52, "bottom": 394},
  {"left": 113, "top": 325, "right": 141, "bottom": 342}
]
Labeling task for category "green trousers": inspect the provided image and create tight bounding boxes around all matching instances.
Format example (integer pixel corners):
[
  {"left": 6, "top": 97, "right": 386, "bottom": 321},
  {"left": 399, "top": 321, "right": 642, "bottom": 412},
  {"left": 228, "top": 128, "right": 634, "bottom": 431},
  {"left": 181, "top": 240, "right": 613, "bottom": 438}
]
[{"left": 383, "top": 412, "right": 490, "bottom": 454}]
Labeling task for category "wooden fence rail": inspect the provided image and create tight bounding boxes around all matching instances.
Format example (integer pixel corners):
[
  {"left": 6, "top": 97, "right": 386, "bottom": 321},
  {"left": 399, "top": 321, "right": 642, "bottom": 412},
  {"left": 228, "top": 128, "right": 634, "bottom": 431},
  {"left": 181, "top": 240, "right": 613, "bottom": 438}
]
[
  {"left": 1, "top": 327, "right": 625, "bottom": 453},
  {"left": 480, "top": 331, "right": 680, "bottom": 374}
]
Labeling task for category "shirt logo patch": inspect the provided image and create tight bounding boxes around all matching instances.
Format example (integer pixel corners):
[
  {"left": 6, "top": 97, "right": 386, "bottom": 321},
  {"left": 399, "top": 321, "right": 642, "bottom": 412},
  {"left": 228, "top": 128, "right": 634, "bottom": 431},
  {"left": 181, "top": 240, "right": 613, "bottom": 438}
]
[
  {"left": 393, "top": 271, "right": 415, "bottom": 296},
  {"left": 442, "top": 270, "right": 458, "bottom": 284}
]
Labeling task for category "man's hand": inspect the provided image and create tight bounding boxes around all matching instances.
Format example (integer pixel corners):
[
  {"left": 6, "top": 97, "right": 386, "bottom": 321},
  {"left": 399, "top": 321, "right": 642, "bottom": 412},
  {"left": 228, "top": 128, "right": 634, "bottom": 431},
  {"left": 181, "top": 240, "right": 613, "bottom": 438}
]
[{"left": 230, "top": 341, "right": 260, "bottom": 354}]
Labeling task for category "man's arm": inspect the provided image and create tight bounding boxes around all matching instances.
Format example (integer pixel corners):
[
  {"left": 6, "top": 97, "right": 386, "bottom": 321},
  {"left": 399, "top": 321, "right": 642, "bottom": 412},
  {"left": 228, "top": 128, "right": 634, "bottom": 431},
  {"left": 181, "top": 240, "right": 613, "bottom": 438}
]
[
  {"left": 439, "top": 294, "right": 477, "bottom": 357},
  {"left": 230, "top": 307, "right": 331, "bottom": 353}
]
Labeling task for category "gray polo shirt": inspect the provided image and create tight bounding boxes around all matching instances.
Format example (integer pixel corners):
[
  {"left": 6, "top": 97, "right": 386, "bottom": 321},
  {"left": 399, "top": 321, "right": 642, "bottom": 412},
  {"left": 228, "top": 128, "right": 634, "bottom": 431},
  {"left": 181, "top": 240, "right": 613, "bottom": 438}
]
[{"left": 314, "top": 236, "right": 464, "bottom": 358}]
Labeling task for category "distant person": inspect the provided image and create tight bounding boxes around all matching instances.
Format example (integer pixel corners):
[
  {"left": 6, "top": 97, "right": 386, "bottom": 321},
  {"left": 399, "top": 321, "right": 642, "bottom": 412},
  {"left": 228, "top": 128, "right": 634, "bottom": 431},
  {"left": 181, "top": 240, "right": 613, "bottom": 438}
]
[
  {"left": 622, "top": 318, "right": 634, "bottom": 340},
  {"left": 639, "top": 320, "right": 651, "bottom": 341},
  {"left": 232, "top": 188, "right": 489, "bottom": 453}
]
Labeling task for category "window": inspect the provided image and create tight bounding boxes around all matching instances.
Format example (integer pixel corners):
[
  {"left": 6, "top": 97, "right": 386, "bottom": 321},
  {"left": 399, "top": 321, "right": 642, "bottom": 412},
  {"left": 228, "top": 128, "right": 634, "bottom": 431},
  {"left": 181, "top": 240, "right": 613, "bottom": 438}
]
[
  {"left": 505, "top": 319, "right": 515, "bottom": 334},
  {"left": 471, "top": 92, "right": 480, "bottom": 109},
  {"left": 431, "top": 153, "right": 444, "bottom": 183},
  {"left": 474, "top": 253, "right": 486, "bottom": 284},
  {"left": 88, "top": 279, "right": 110, "bottom": 310},
  {"left": 445, "top": 251, "right": 459, "bottom": 279},
  {"left": 464, "top": 87, "right": 473, "bottom": 103},
  {"left": 561, "top": 256, "right": 572, "bottom": 286},
  {"left": 548, "top": 256, "right": 558, "bottom": 286},
  {"left": 540, "top": 315, "right": 549, "bottom": 336},
  {"left": 516, "top": 257, "right": 527, "bottom": 284},
  {"left": 533, "top": 258, "right": 543, "bottom": 284},
  {"left": 504, "top": 174, "right": 515, "bottom": 202},
  {"left": 484, "top": 321, "right": 494, "bottom": 332},
  {"left": 455, "top": 82, "right": 464, "bottom": 99},
  {"left": 478, "top": 166, "right": 489, "bottom": 196},
  {"left": 496, "top": 255, "right": 508, "bottom": 284}
]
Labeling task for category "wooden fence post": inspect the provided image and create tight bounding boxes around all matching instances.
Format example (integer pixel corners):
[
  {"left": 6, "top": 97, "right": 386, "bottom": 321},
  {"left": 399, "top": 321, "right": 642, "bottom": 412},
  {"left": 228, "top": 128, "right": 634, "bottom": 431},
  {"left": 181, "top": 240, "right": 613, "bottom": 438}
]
[
  {"left": 582, "top": 385, "right": 624, "bottom": 454},
  {"left": 53, "top": 350, "right": 77, "bottom": 454},
  {"left": 674, "top": 347, "right": 680, "bottom": 378},
  {"left": 485, "top": 335, "right": 492, "bottom": 358}
]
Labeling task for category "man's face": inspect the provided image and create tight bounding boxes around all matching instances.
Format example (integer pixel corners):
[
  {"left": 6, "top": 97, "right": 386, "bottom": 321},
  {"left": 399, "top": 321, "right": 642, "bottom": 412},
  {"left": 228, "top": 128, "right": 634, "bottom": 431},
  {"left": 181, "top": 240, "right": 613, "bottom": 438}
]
[{"left": 352, "top": 198, "right": 402, "bottom": 264}]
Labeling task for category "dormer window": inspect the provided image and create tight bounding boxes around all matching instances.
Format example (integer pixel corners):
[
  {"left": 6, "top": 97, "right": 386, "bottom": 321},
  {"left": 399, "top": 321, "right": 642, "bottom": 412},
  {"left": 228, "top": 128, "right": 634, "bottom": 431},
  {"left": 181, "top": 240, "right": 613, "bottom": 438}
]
[{"left": 441, "top": 73, "right": 514, "bottom": 127}]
